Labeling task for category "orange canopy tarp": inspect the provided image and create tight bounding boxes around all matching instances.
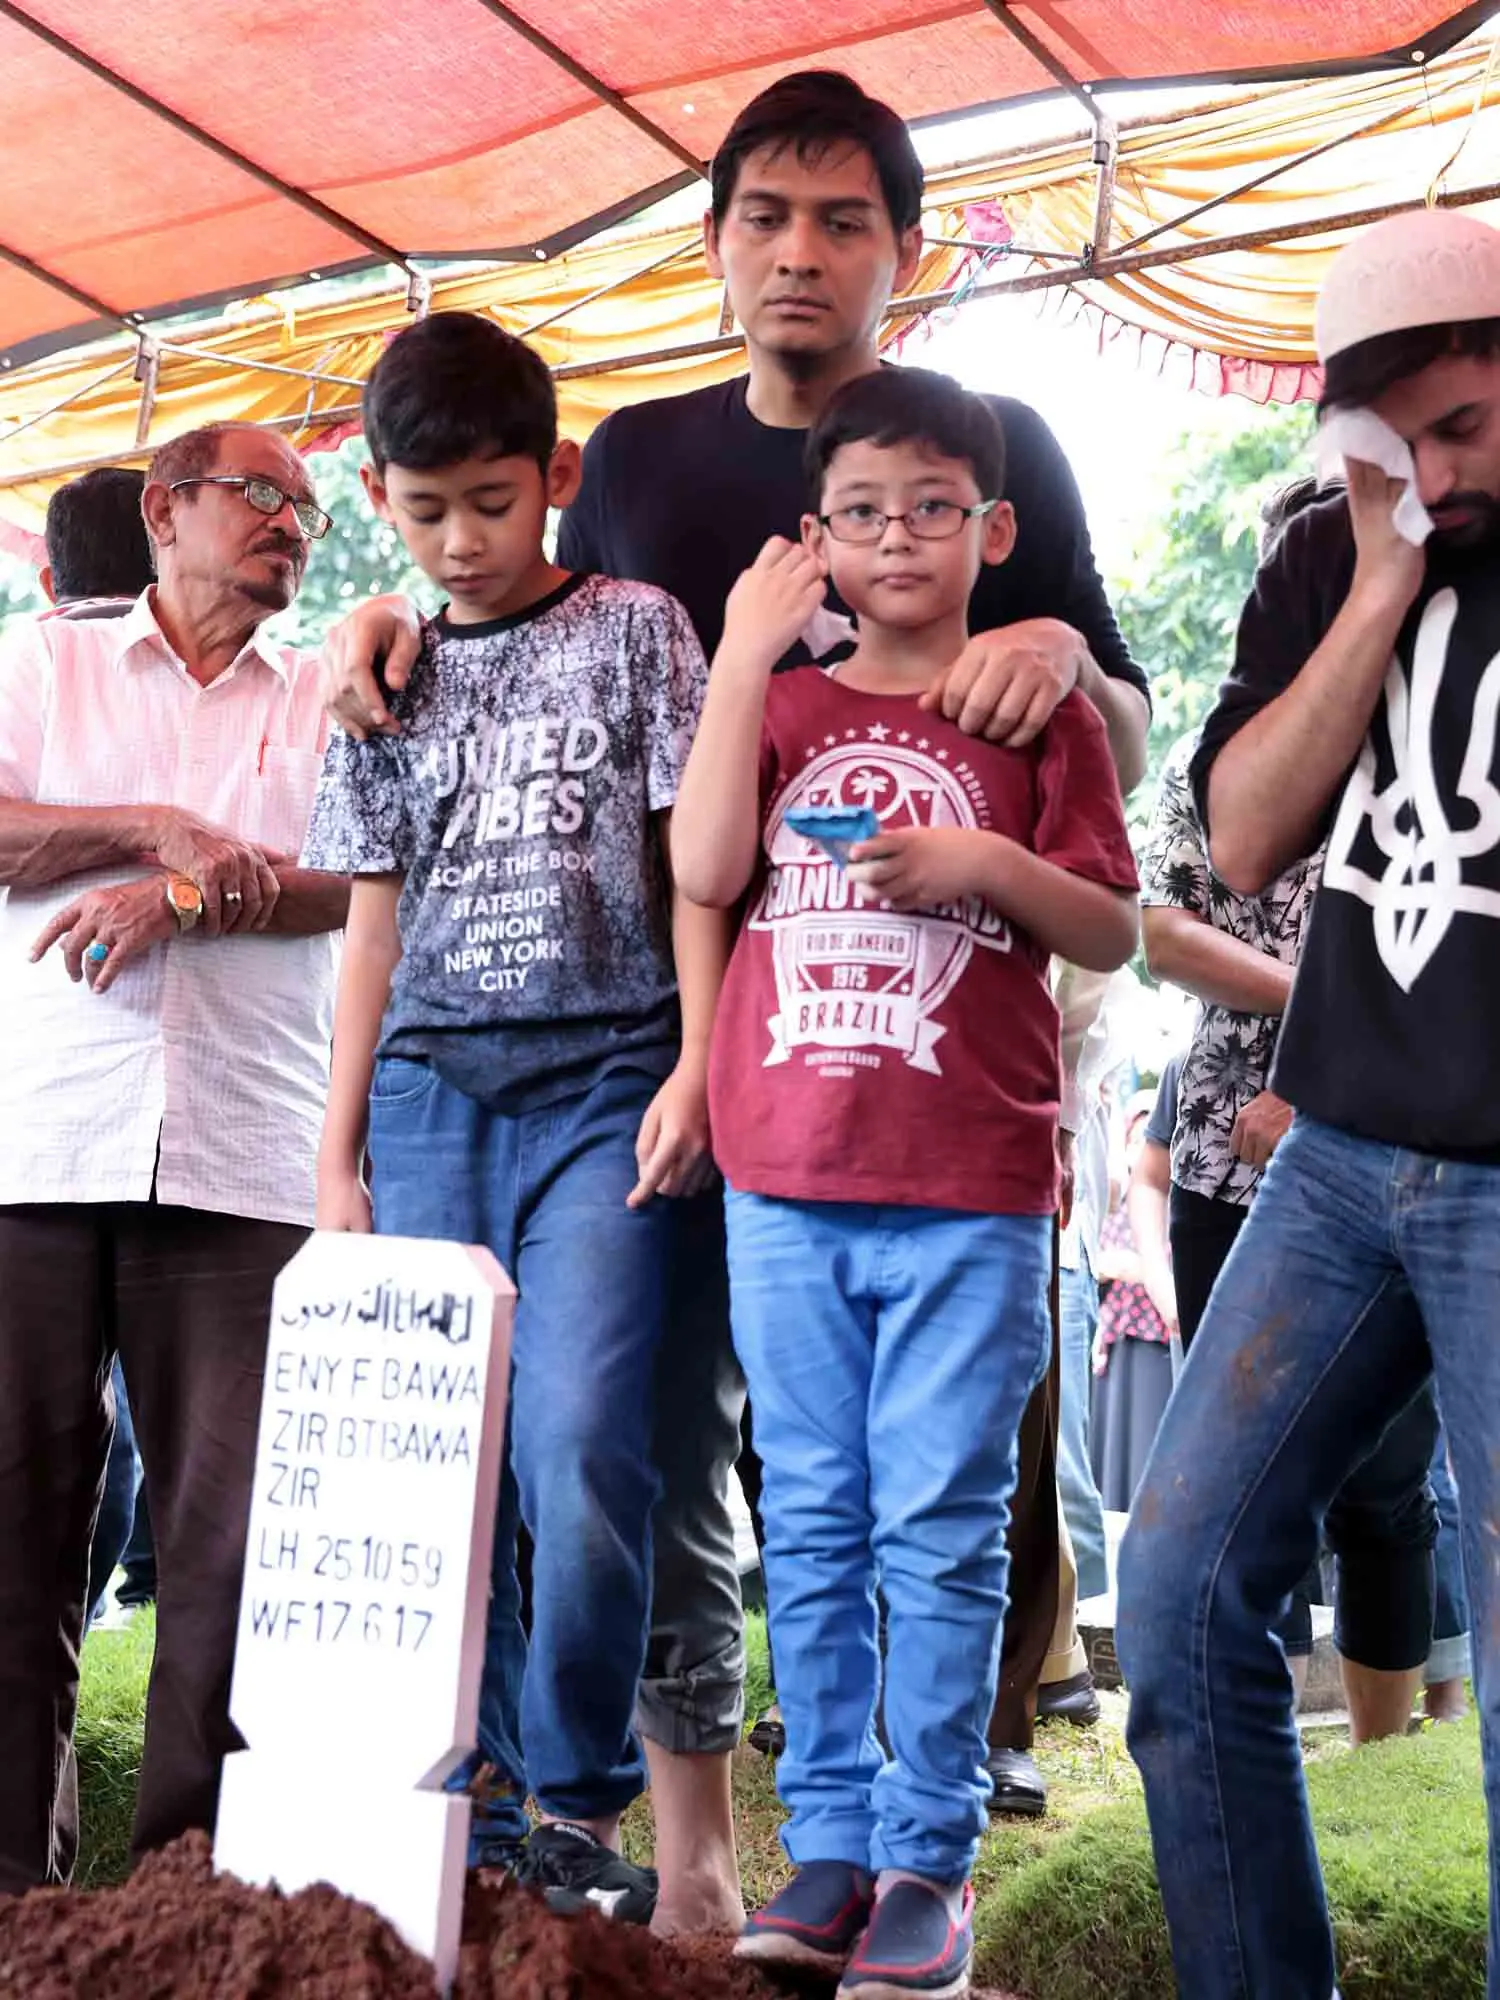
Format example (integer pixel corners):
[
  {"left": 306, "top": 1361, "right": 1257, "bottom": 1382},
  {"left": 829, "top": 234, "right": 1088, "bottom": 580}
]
[
  {"left": 7, "top": 25, "right": 1500, "bottom": 543},
  {"left": 0, "top": 0, "right": 1490, "bottom": 368}
]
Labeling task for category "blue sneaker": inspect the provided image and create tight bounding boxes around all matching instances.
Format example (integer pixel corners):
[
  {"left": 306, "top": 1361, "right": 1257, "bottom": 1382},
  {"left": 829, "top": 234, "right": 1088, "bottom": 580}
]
[
  {"left": 735, "top": 1861, "right": 876, "bottom": 1971},
  {"left": 838, "top": 1880, "right": 974, "bottom": 1998}
]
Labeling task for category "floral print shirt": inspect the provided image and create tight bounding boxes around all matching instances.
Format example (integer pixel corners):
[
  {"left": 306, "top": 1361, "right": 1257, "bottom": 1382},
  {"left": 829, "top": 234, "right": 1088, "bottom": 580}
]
[{"left": 1139, "top": 732, "right": 1322, "bottom": 1205}]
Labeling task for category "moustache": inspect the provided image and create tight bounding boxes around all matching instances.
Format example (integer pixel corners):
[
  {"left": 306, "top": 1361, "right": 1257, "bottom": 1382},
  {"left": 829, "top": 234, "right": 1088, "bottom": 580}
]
[
  {"left": 252, "top": 536, "right": 306, "bottom": 566},
  {"left": 1429, "top": 491, "right": 1500, "bottom": 540}
]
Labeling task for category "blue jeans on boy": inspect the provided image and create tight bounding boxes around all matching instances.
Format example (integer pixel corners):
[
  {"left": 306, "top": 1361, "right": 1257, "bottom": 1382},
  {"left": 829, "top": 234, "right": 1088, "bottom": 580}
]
[
  {"left": 368, "top": 1057, "right": 671, "bottom": 1847},
  {"left": 1117, "top": 1116, "right": 1500, "bottom": 1999},
  {"left": 725, "top": 1190, "right": 1051, "bottom": 1885},
  {"left": 1057, "top": 1258, "right": 1109, "bottom": 1602}
]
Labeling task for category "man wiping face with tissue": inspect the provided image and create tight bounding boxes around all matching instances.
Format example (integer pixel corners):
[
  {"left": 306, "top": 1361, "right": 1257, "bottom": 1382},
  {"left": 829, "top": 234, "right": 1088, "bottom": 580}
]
[
  {"left": 1317, "top": 207, "right": 1500, "bottom": 550},
  {"left": 1113, "top": 203, "right": 1500, "bottom": 2000}
]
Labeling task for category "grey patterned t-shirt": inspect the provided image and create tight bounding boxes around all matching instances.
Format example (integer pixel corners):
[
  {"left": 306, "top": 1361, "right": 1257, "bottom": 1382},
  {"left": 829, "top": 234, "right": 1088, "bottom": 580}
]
[{"left": 302, "top": 572, "right": 707, "bottom": 1107}]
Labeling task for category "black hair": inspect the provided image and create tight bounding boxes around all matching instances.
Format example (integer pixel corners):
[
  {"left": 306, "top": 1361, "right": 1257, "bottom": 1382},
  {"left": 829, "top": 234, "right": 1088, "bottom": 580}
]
[
  {"left": 1259, "top": 474, "right": 1323, "bottom": 558},
  {"left": 362, "top": 312, "right": 556, "bottom": 474},
  {"left": 43, "top": 467, "right": 151, "bottom": 600},
  {"left": 710, "top": 71, "right": 924, "bottom": 236},
  {"left": 1319, "top": 317, "right": 1500, "bottom": 413},
  {"left": 805, "top": 366, "right": 1005, "bottom": 505}
]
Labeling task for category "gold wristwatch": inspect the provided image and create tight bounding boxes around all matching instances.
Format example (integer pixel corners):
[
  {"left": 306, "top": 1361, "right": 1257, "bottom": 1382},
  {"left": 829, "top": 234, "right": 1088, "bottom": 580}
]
[{"left": 165, "top": 875, "right": 205, "bottom": 933}]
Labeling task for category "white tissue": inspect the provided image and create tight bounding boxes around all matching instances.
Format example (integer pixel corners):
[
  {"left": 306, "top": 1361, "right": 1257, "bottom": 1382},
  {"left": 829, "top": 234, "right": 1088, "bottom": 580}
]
[
  {"left": 1315, "top": 408, "right": 1433, "bottom": 546},
  {"left": 801, "top": 603, "right": 857, "bottom": 659}
]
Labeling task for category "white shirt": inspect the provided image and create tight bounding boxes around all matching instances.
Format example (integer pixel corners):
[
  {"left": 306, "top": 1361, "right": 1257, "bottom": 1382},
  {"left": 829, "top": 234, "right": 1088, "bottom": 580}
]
[
  {"left": 0, "top": 591, "right": 336, "bottom": 1226},
  {"left": 1055, "top": 962, "right": 1138, "bottom": 1274}
]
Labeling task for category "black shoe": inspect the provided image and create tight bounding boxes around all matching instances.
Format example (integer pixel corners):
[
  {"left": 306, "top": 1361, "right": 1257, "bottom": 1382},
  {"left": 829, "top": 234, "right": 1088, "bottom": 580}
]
[
  {"left": 516, "top": 1821, "right": 659, "bottom": 1924},
  {"left": 1036, "top": 1669, "right": 1101, "bottom": 1729},
  {"left": 748, "top": 1706, "right": 787, "bottom": 1759},
  {"left": 984, "top": 1748, "right": 1047, "bottom": 1818},
  {"left": 471, "top": 1829, "right": 528, "bottom": 1875}
]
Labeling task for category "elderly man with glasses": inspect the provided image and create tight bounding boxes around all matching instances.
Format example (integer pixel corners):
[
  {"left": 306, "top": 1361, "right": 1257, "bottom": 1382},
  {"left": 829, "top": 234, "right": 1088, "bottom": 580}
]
[{"left": 0, "top": 420, "right": 347, "bottom": 1889}]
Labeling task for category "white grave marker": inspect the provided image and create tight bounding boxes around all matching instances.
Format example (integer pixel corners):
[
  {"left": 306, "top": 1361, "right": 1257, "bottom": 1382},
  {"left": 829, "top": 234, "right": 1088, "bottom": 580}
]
[{"left": 215, "top": 1232, "right": 514, "bottom": 1993}]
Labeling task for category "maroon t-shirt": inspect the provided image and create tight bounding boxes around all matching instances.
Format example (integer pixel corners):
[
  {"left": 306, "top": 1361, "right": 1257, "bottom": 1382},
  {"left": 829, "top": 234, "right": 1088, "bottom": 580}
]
[{"left": 709, "top": 669, "right": 1139, "bottom": 1217}]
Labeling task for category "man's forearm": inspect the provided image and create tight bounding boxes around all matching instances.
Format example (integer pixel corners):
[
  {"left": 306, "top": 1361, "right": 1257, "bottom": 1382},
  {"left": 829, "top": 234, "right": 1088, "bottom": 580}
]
[
  {"left": 1078, "top": 657, "right": 1149, "bottom": 795},
  {"left": 1206, "top": 579, "right": 1409, "bottom": 894},
  {"left": 0, "top": 799, "right": 157, "bottom": 891},
  {"left": 1142, "top": 905, "right": 1294, "bottom": 1016},
  {"left": 263, "top": 866, "right": 350, "bottom": 936}
]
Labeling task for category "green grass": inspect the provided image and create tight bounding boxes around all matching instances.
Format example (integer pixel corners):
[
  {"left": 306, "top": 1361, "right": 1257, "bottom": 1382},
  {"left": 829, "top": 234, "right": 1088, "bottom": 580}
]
[
  {"left": 77, "top": 1609, "right": 1488, "bottom": 1999},
  {"left": 76, "top": 1609, "right": 154, "bottom": 1887}
]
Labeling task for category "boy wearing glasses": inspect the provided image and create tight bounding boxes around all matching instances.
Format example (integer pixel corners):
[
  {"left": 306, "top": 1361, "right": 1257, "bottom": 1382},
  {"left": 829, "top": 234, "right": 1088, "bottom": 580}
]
[
  {"left": 302, "top": 313, "right": 718, "bottom": 1918},
  {"left": 672, "top": 368, "right": 1139, "bottom": 1998}
]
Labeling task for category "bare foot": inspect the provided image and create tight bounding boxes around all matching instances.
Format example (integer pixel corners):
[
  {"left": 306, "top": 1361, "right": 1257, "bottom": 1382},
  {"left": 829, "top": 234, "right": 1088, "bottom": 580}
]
[
  {"left": 651, "top": 1871, "right": 747, "bottom": 1939},
  {"left": 1424, "top": 1677, "right": 1468, "bottom": 1724},
  {"left": 644, "top": 1740, "right": 746, "bottom": 1937}
]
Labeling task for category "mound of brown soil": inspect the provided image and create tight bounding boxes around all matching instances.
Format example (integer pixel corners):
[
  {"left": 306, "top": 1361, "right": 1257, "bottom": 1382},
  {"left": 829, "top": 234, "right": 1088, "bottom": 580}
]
[
  {"left": 0, "top": 1836, "right": 786, "bottom": 2000},
  {"left": 0, "top": 1837, "right": 1022, "bottom": 1999}
]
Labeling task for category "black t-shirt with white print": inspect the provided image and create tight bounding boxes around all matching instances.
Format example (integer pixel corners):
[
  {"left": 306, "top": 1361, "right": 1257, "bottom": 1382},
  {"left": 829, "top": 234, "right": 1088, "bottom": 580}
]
[
  {"left": 302, "top": 572, "right": 707, "bottom": 1109},
  {"left": 1192, "top": 493, "right": 1500, "bottom": 1155}
]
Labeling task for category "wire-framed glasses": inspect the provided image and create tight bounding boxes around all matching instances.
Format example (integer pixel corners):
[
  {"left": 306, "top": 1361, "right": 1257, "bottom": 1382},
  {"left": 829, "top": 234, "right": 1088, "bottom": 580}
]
[
  {"left": 169, "top": 475, "right": 332, "bottom": 541},
  {"left": 817, "top": 497, "right": 998, "bottom": 545}
]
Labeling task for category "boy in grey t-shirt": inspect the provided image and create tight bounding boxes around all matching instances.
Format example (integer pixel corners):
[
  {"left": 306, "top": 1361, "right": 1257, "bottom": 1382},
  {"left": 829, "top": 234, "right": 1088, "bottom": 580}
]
[{"left": 303, "top": 313, "right": 719, "bottom": 1918}]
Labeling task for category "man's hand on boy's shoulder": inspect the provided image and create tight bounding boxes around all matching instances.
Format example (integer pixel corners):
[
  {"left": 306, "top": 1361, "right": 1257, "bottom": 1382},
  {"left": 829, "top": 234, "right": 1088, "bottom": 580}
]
[
  {"left": 921, "top": 617, "right": 1089, "bottom": 745},
  {"left": 627, "top": 1062, "right": 716, "bottom": 1209},
  {"left": 846, "top": 825, "right": 988, "bottom": 913},
  {"left": 718, "top": 537, "right": 826, "bottom": 670},
  {"left": 320, "top": 593, "right": 425, "bottom": 741}
]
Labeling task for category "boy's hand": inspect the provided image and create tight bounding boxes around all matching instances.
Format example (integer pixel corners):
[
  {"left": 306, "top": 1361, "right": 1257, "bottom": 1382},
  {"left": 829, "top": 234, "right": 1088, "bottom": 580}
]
[
  {"left": 316, "top": 1166, "right": 374, "bottom": 1233},
  {"left": 719, "top": 537, "right": 827, "bottom": 669},
  {"left": 628, "top": 1064, "right": 715, "bottom": 1208},
  {"left": 847, "top": 826, "right": 986, "bottom": 912}
]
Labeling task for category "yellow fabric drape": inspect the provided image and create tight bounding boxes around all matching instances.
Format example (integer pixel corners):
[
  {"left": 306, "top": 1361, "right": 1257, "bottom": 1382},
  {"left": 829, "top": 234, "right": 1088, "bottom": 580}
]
[{"left": 3, "top": 29, "right": 1499, "bottom": 536}]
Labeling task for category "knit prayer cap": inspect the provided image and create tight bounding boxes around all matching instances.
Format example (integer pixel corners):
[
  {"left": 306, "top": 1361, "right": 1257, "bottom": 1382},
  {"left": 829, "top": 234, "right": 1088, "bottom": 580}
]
[{"left": 1315, "top": 207, "right": 1500, "bottom": 363}]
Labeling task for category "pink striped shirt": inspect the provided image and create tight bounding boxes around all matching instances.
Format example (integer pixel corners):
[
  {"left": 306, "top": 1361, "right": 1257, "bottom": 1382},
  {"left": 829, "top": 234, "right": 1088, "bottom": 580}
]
[{"left": 0, "top": 590, "right": 336, "bottom": 1225}]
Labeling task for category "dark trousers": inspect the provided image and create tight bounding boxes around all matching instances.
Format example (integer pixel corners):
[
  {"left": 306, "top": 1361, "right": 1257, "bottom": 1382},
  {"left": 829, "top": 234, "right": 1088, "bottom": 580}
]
[
  {"left": 987, "top": 1246, "right": 1061, "bottom": 1754},
  {"left": 1169, "top": 1182, "right": 1436, "bottom": 1669},
  {"left": 0, "top": 1202, "right": 304, "bottom": 1891}
]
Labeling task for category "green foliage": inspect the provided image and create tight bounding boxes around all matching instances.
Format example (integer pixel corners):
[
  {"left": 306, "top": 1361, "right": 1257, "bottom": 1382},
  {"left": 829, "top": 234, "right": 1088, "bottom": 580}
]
[
  {"left": 266, "top": 438, "right": 438, "bottom": 648},
  {"left": 0, "top": 551, "right": 45, "bottom": 640},
  {"left": 1110, "top": 404, "right": 1315, "bottom": 826}
]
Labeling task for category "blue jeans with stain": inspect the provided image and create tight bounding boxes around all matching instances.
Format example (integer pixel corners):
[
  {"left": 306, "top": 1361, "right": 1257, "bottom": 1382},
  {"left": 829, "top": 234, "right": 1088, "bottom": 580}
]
[
  {"left": 1117, "top": 1116, "right": 1500, "bottom": 1999},
  {"left": 368, "top": 1057, "right": 672, "bottom": 1846}
]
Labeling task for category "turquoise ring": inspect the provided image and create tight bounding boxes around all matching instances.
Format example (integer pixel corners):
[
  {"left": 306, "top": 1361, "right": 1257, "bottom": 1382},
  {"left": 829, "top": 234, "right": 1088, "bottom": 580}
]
[{"left": 86, "top": 941, "right": 110, "bottom": 964}]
